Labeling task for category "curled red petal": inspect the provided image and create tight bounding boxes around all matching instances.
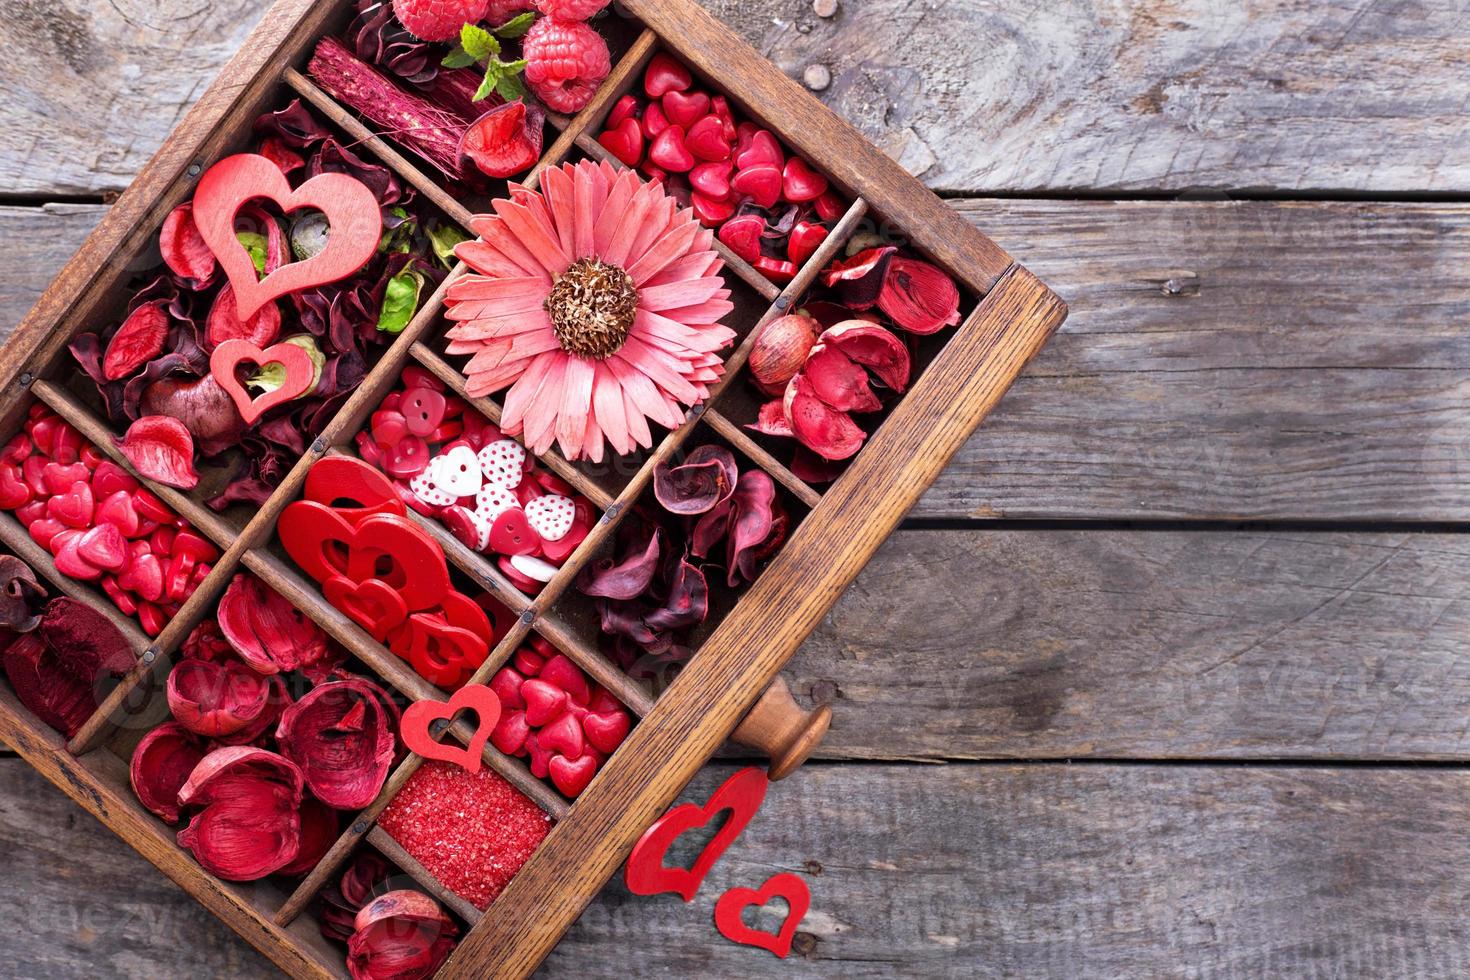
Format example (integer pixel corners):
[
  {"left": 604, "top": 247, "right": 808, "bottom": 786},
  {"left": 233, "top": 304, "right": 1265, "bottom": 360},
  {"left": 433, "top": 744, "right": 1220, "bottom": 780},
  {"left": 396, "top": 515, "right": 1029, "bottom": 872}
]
[
  {"left": 578, "top": 526, "right": 661, "bottom": 601},
  {"left": 783, "top": 373, "right": 866, "bottom": 461},
  {"left": 176, "top": 746, "right": 304, "bottom": 881},
  {"left": 159, "top": 203, "right": 218, "bottom": 287},
  {"left": 167, "top": 657, "right": 272, "bottom": 738},
  {"left": 803, "top": 345, "right": 882, "bottom": 414},
  {"left": 653, "top": 445, "right": 738, "bottom": 516},
  {"left": 878, "top": 256, "right": 962, "bottom": 335},
  {"left": 818, "top": 320, "right": 911, "bottom": 393},
  {"left": 103, "top": 302, "right": 171, "bottom": 382},
  {"left": 276, "top": 678, "right": 398, "bottom": 810},
  {"left": 821, "top": 246, "right": 896, "bottom": 310},
  {"left": 279, "top": 795, "right": 341, "bottom": 877},
  {"left": 206, "top": 284, "right": 283, "bottom": 351},
  {"left": 347, "top": 890, "right": 459, "bottom": 980},
  {"left": 319, "top": 851, "right": 394, "bottom": 943},
  {"left": 643, "top": 556, "right": 708, "bottom": 633},
  {"left": 130, "top": 722, "right": 207, "bottom": 824},
  {"left": 217, "top": 573, "right": 329, "bottom": 675},
  {"left": 726, "top": 470, "right": 781, "bottom": 587},
  {"left": 118, "top": 416, "right": 201, "bottom": 490}
]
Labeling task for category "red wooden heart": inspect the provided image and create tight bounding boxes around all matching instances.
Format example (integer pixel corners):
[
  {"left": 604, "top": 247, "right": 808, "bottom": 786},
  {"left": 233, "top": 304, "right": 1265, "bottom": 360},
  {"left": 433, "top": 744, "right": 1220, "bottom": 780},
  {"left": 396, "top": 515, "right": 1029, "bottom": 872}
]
[
  {"left": 392, "top": 612, "right": 488, "bottom": 689},
  {"left": 323, "top": 575, "right": 409, "bottom": 642},
  {"left": 193, "top": 154, "right": 382, "bottom": 320},
  {"left": 401, "top": 684, "right": 503, "bottom": 774},
  {"left": 210, "top": 338, "right": 317, "bottom": 424},
  {"left": 624, "top": 766, "right": 769, "bottom": 901},
  {"left": 713, "top": 872, "right": 811, "bottom": 959},
  {"left": 278, "top": 505, "right": 449, "bottom": 612},
  {"left": 305, "top": 456, "right": 402, "bottom": 512}
]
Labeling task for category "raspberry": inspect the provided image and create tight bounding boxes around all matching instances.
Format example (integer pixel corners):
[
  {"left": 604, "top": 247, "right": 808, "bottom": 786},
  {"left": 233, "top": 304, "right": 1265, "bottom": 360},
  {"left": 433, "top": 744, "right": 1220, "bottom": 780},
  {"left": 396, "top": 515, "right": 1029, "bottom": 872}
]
[
  {"left": 392, "top": 0, "right": 490, "bottom": 42},
  {"left": 523, "top": 17, "right": 612, "bottom": 114},
  {"left": 485, "top": 0, "right": 533, "bottom": 25},
  {"left": 533, "top": 0, "right": 611, "bottom": 20}
]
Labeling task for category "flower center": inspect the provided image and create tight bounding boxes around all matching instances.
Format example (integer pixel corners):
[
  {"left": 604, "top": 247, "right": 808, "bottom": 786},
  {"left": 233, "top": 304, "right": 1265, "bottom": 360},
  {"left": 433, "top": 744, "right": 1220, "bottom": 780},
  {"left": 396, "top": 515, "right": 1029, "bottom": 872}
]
[{"left": 545, "top": 257, "right": 639, "bottom": 360}]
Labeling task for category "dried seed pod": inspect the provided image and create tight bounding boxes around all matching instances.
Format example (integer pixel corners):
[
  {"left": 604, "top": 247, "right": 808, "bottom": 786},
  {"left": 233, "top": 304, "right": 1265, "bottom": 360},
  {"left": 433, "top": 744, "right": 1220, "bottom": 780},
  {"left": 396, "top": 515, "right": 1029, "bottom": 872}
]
[
  {"left": 802, "top": 345, "right": 882, "bottom": 414},
  {"left": 653, "top": 445, "right": 738, "bottom": 516},
  {"left": 783, "top": 373, "right": 866, "bottom": 461},
  {"left": 276, "top": 678, "right": 399, "bottom": 810},
  {"left": 167, "top": 657, "right": 273, "bottom": 738},
  {"left": 878, "top": 256, "right": 962, "bottom": 335},
  {"left": 217, "top": 574, "right": 329, "bottom": 675},
  {"left": 818, "top": 320, "right": 911, "bottom": 393},
  {"left": 347, "top": 890, "right": 459, "bottom": 980},
  {"left": 279, "top": 795, "right": 341, "bottom": 877},
  {"left": 176, "top": 746, "right": 304, "bottom": 881},
  {"left": 320, "top": 851, "right": 394, "bottom": 943},
  {"left": 2, "top": 598, "right": 135, "bottom": 738},
  {"left": 130, "top": 722, "right": 207, "bottom": 825},
  {"left": 748, "top": 314, "right": 819, "bottom": 389},
  {"left": 0, "top": 556, "right": 46, "bottom": 633}
]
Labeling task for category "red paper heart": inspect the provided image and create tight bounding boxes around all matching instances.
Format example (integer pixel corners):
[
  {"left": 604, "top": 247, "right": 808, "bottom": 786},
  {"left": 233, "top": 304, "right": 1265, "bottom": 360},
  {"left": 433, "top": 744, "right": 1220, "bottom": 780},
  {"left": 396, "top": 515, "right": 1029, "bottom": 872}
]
[
  {"left": 192, "top": 154, "right": 382, "bottom": 318},
  {"left": 400, "top": 684, "right": 503, "bottom": 774},
  {"left": 210, "top": 338, "right": 317, "bottom": 425},
  {"left": 193, "top": 154, "right": 382, "bottom": 320},
  {"left": 624, "top": 766, "right": 769, "bottom": 901},
  {"left": 713, "top": 872, "right": 811, "bottom": 958}
]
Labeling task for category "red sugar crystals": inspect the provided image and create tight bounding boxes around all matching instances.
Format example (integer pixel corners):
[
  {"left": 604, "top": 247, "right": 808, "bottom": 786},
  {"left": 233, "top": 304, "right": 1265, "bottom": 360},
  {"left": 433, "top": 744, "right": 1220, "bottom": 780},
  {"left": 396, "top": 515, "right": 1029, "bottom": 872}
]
[{"left": 378, "top": 762, "right": 552, "bottom": 909}]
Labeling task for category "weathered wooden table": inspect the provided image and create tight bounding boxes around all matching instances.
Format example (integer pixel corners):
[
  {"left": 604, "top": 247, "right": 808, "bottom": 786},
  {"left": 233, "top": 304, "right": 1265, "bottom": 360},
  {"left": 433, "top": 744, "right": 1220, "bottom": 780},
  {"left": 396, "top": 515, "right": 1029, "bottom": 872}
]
[{"left": 4, "top": 1, "right": 1469, "bottom": 976}]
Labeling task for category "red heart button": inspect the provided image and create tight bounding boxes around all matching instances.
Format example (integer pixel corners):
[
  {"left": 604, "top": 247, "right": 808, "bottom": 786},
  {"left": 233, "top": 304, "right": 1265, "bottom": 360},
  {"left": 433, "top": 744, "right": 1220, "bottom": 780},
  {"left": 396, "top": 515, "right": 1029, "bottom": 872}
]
[
  {"left": 624, "top": 766, "right": 770, "bottom": 901},
  {"left": 192, "top": 154, "right": 382, "bottom": 320},
  {"left": 713, "top": 872, "right": 811, "bottom": 958}
]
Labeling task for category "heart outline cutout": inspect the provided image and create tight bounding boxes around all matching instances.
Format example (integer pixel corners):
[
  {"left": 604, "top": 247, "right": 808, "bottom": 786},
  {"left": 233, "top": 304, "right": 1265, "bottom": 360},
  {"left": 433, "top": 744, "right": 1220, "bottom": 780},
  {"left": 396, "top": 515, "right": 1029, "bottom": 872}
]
[
  {"left": 713, "top": 872, "right": 811, "bottom": 959},
  {"left": 278, "top": 505, "right": 450, "bottom": 612},
  {"left": 323, "top": 575, "right": 409, "bottom": 642},
  {"left": 210, "top": 338, "right": 317, "bottom": 424},
  {"left": 193, "top": 153, "right": 382, "bottom": 320},
  {"left": 401, "top": 684, "right": 503, "bottom": 774},
  {"left": 624, "top": 766, "right": 769, "bottom": 901}
]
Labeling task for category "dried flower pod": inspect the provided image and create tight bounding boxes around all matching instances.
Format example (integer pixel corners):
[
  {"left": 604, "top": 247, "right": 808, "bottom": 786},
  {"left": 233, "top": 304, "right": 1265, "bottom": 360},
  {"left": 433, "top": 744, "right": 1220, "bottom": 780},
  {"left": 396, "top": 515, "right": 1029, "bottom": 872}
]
[
  {"left": 653, "top": 445, "right": 738, "bottom": 516},
  {"left": 176, "top": 746, "right": 304, "bottom": 881},
  {"left": 347, "top": 890, "right": 459, "bottom": 980},
  {"left": 802, "top": 345, "right": 882, "bottom": 414},
  {"left": 214, "top": 674, "right": 293, "bottom": 748},
  {"left": 878, "top": 256, "right": 962, "bottom": 335},
  {"left": 167, "top": 657, "right": 272, "bottom": 738},
  {"left": 783, "top": 373, "right": 866, "bottom": 461},
  {"left": 0, "top": 555, "right": 46, "bottom": 633},
  {"left": 748, "top": 314, "right": 820, "bottom": 390},
  {"left": 2, "top": 598, "right": 135, "bottom": 737},
  {"left": 320, "top": 851, "right": 394, "bottom": 943},
  {"left": 217, "top": 574, "right": 329, "bottom": 675},
  {"left": 277, "top": 679, "right": 399, "bottom": 810},
  {"left": 118, "top": 416, "right": 201, "bottom": 490},
  {"left": 822, "top": 246, "right": 896, "bottom": 310},
  {"left": 279, "top": 795, "right": 341, "bottom": 877},
  {"left": 130, "top": 722, "right": 207, "bottom": 824},
  {"left": 818, "top": 320, "right": 911, "bottom": 393}
]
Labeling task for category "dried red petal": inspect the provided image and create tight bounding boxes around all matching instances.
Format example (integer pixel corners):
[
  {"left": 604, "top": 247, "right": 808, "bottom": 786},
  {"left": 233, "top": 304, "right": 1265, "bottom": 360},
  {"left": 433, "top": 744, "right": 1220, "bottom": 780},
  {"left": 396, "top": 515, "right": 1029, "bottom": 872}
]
[
  {"left": 653, "top": 445, "right": 738, "bottom": 516},
  {"left": 347, "top": 890, "right": 458, "bottom": 980},
  {"left": 206, "top": 283, "right": 283, "bottom": 351},
  {"left": 726, "top": 470, "right": 781, "bottom": 587},
  {"left": 822, "top": 246, "right": 897, "bottom": 310},
  {"left": 460, "top": 100, "right": 545, "bottom": 179},
  {"left": 578, "top": 526, "right": 661, "bottom": 600},
  {"left": 784, "top": 373, "right": 866, "bottom": 461},
  {"left": 643, "top": 556, "right": 708, "bottom": 633},
  {"left": 130, "top": 722, "right": 207, "bottom": 824},
  {"left": 141, "top": 375, "right": 249, "bottom": 460},
  {"left": 276, "top": 678, "right": 398, "bottom": 810},
  {"left": 819, "top": 320, "right": 912, "bottom": 393},
  {"left": 279, "top": 795, "right": 341, "bottom": 877},
  {"left": 167, "top": 657, "right": 272, "bottom": 738},
  {"left": 0, "top": 556, "right": 45, "bottom": 632},
  {"left": 176, "top": 746, "right": 304, "bottom": 881},
  {"left": 878, "top": 256, "right": 962, "bottom": 334},
  {"left": 118, "top": 416, "right": 200, "bottom": 490},
  {"left": 159, "top": 203, "right": 218, "bottom": 287},
  {"left": 213, "top": 673, "right": 294, "bottom": 747},
  {"left": 748, "top": 400, "right": 794, "bottom": 439},
  {"left": 103, "top": 302, "right": 170, "bottom": 382},
  {"left": 320, "top": 852, "right": 394, "bottom": 943},
  {"left": 217, "top": 573, "right": 329, "bottom": 675}
]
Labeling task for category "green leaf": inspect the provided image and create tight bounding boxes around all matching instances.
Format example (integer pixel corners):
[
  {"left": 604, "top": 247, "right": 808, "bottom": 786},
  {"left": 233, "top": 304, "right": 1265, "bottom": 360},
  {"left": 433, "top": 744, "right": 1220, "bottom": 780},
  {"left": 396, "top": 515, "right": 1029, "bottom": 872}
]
[
  {"left": 427, "top": 222, "right": 472, "bottom": 269},
  {"left": 474, "top": 68, "right": 500, "bottom": 103},
  {"left": 379, "top": 207, "right": 417, "bottom": 254},
  {"left": 460, "top": 23, "right": 500, "bottom": 60},
  {"left": 442, "top": 45, "right": 477, "bottom": 69},
  {"left": 378, "top": 269, "right": 427, "bottom": 334},
  {"left": 495, "top": 72, "right": 526, "bottom": 102},
  {"left": 495, "top": 12, "right": 536, "bottom": 38},
  {"left": 236, "top": 231, "right": 269, "bottom": 277}
]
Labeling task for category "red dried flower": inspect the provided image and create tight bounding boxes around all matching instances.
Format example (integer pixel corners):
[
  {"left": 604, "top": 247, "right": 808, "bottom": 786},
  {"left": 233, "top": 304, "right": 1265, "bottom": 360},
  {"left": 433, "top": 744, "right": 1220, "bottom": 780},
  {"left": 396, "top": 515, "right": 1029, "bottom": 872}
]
[
  {"left": 279, "top": 795, "right": 341, "bottom": 877},
  {"left": 347, "top": 890, "right": 459, "bottom": 980},
  {"left": 176, "top": 747, "right": 304, "bottom": 881},
  {"left": 166, "top": 657, "right": 272, "bottom": 739},
  {"left": 130, "top": 722, "right": 208, "bottom": 825},
  {"left": 320, "top": 851, "right": 394, "bottom": 943},
  {"left": 277, "top": 679, "right": 399, "bottom": 810},
  {"left": 1, "top": 597, "right": 135, "bottom": 738},
  {"left": 217, "top": 574, "right": 329, "bottom": 675}
]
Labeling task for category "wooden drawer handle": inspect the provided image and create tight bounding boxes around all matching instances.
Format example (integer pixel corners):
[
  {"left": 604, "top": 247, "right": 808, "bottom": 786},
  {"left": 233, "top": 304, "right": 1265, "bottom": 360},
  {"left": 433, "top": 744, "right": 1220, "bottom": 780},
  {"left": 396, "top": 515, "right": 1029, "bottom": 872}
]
[{"left": 729, "top": 676, "right": 831, "bottom": 780}]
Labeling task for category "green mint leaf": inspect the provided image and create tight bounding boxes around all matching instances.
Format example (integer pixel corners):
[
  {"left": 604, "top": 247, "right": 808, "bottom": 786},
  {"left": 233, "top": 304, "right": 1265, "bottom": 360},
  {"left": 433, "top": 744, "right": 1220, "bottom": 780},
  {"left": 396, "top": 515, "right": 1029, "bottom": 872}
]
[
  {"left": 495, "top": 12, "right": 536, "bottom": 38},
  {"left": 495, "top": 73, "right": 526, "bottom": 102},
  {"left": 427, "top": 222, "right": 472, "bottom": 270},
  {"left": 460, "top": 23, "right": 499, "bottom": 60},
  {"left": 442, "top": 45, "right": 477, "bottom": 69},
  {"left": 500, "top": 57, "right": 528, "bottom": 75},
  {"left": 236, "top": 231, "right": 269, "bottom": 277},
  {"left": 474, "top": 70, "right": 500, "bottom": 103},
  {"left": 378, "top": 269, "right": 427, "bottom": 334}
]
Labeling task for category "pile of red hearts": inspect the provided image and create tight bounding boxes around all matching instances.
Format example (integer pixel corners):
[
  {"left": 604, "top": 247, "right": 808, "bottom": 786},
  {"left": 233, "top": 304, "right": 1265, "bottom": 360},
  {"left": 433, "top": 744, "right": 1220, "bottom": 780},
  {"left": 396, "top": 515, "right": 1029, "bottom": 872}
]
[
  {"left": 356, "top": 369, "right": 597, "bottom": 594},
  {"left": 0, "top": 405, "right": 218, "bottom": 636},
  {"left": 488, "top": 636, "right": 632, "bottom": 799},
  {"left": 596, "top": 52, "right": 845, "bottom": 285}
]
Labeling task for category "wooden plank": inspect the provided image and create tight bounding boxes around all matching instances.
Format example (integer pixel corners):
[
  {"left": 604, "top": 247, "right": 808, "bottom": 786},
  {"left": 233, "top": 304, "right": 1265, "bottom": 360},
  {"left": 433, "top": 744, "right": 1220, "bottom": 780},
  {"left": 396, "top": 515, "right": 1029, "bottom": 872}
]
[
  {"left": 791, "top": 528, "right": 1470, "bottom": 762},
  {"left": 8, "top": 757, "right": 1470, "bottom": 978},
  {"left": 13, "top": 199, "right": 1469, "bottom": 521},
  {"left": 10, "top": 2, "right": 1470, "bottom": 196}
]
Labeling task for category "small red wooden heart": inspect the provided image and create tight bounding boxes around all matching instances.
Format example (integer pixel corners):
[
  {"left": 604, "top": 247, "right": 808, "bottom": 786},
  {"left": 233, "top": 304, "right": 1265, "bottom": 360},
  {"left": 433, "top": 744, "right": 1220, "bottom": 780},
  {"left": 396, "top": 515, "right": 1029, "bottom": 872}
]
[
  {"left": 278, "top": 505, "right": 450, "bottom": 612},
  {"left": 713, "top": 872, "right": 811, "bottom": 959},
  {"left": 393, "top": 612, "right": 488, "bottom": 690},
  {"left": 323, "top": 575, "right": 409, "bottom": 642},
  {"left": 210, "top": 338, "right": 317, "bottom": 424},
  {"left": 193, "top": 154, "right": 382, "bottom": 320},
  {"left": 401, "top": 684, "right": 503, "bottom": 774},
  {"left": 624, "top": 766, "right": 769, "bottom": 901}
]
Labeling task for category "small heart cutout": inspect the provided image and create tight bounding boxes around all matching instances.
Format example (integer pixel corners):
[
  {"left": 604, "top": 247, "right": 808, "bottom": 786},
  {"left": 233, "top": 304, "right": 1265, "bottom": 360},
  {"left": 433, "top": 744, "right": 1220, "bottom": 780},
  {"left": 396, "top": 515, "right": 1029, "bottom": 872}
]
[
  {"left": 323, "top": 575, "right": 409, "bottom": 642},
  {"left": 192, "top": 154, "right": 382, "bottom": 320},
  {"left": 210, "top": 338, "right": 317, "bottom": 424},
  {"left": 713, "top": 872, "right": 811, "bottom": 959},
  {"left": 400, "top": 684, "right": 503, "bottom": 774},
  {"left": 625, "top": 766, "right": 769, "bottom": 901}
]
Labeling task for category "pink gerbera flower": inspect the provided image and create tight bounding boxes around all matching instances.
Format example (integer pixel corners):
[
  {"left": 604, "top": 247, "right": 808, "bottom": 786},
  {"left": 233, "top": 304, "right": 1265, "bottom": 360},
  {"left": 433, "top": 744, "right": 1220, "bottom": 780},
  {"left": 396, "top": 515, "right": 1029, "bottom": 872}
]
[{"left": 444, "top": 160, "right": 736, "bottom": 462}]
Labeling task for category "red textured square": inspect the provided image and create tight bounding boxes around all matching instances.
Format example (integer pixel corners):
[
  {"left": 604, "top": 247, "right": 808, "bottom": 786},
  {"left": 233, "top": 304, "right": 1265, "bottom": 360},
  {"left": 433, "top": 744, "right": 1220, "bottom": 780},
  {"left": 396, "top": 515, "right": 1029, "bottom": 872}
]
[{"left": 379, "top": 762, "right": 553, "bottom": 909}]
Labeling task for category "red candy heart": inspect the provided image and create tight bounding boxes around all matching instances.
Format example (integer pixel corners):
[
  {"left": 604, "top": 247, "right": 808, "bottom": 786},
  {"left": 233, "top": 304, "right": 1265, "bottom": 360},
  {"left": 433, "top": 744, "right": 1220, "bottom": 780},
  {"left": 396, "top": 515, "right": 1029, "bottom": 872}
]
[
  {"left": 490, "top": 667, "right": 526, "bottom": 710},
  {"left": 548, "top": 752, "right": 599, "bottom": 797},
  {"left": 732, "top": 165, "right": 782, "bottom": 209},
  {"left": 521, "top": 678, "right": 569, "bottom": 727},
  {"left": 648, "top": 126, "right": 696, "bottom": 173},
  {"left": 76, "top": 523, "right": 128, "bottom": 571},
  {"left": 644, "top": 53, "right": 692, "bottom": 98},
  {"left": 119, "top": 552, "right": 165, "bottom": 602},
  {"left": 0, "top": 463, "right": 31, "bottom": 510},
  {"left": 54, "top": 534, "right": 103, "bottom": 581},
  {"left": 685, "top": 115, "right": 732, "bottom": 163},
  {"left": 606, "top": 94, "right": 639, "bottom": 128},
  {"left": 48, "top": 481, "right": 94, "bottom": 529},
  {"left": 193, "top": 154, "right": 382, "bottom": 321},
  {"left": 718, "top": 215, "right": 765, "bottom": 265},
  {"left": 662, "top": 90, "right": 711, "bottom": 130},
  {"left": 538, "top": 712, "right": 585, "bottom": 760},
  {"left": 625, "top": 767, "right": 770, "bottom": 901},
  {"left": 788, "top": 220, "right": 830, "bottom": 267},
  {"left": 598, "top": 117, "right": 645, "bottom": 168},
  {"left": 815, "top": 190, "right": 846, "bottom": 222},
  {"left": 92, "top": 461, "right": 139, "bottom": 497},
  {"left": 491, "top": 709, "right": 531, "bottom": 756},
  {"left": 41, "top": 461, "right": 91, "bottom": 496},
  {"left": 713, "top": 872, "right": 811, "bottom": 958},
  {"left": 539, "top": 654, "right": 591, "bottom": 705},
  {"left": 95, "top": 490, "right": 142, "bottom": 538},
  {"left": 401, "top": 684, "right": 503, "bottom": 775},
  {"left": 690, "top": 192, "right": 736, "bottom": 228},
  {"left": 583, "top": 710, "right": 631, "bottom": 755},
  {"left": 28, "top": 518, "right": 66, "bottom": 551},
  {"left": 689, "top": 161, "right": 732, "bottom": 199},
  {"left": 640, "top": 101, "right": 671, "bottom": 141},
  {"left": 783, "top": 157, "right": 830, "bottom": 203},
  {"left": 736, "top": 130, "right": 784, "bottom": 171}
]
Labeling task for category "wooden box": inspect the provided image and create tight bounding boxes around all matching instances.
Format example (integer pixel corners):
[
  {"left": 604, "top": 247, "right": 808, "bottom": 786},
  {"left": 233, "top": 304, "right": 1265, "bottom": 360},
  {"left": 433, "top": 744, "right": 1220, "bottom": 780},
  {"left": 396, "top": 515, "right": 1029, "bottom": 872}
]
[{"left": 0, "top": 0, "right": 1066, "bottom": 975}]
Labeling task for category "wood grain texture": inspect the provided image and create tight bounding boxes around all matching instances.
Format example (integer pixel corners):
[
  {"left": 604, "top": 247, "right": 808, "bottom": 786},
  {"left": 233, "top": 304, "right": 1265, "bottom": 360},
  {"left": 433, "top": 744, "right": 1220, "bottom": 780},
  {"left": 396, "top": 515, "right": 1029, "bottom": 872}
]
[
  {"left": 11, "top": 1, "right": 1470, "bottom": 196},
  {"left": 11, "top": 198, "right": 1467, "bottom": 522},
  {"left": 793, "top": 528, "right": 1470, "bottom": 761},
  {"left": 8, "top": 757, "right": 1470, "bottom": 979}
]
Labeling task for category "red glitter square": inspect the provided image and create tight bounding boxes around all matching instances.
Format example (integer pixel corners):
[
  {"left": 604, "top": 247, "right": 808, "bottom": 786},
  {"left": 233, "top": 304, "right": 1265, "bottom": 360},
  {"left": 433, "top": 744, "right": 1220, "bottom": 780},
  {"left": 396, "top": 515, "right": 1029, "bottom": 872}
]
[{"left": 379, "top": 762, "right": 553, "bottom": 909}]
